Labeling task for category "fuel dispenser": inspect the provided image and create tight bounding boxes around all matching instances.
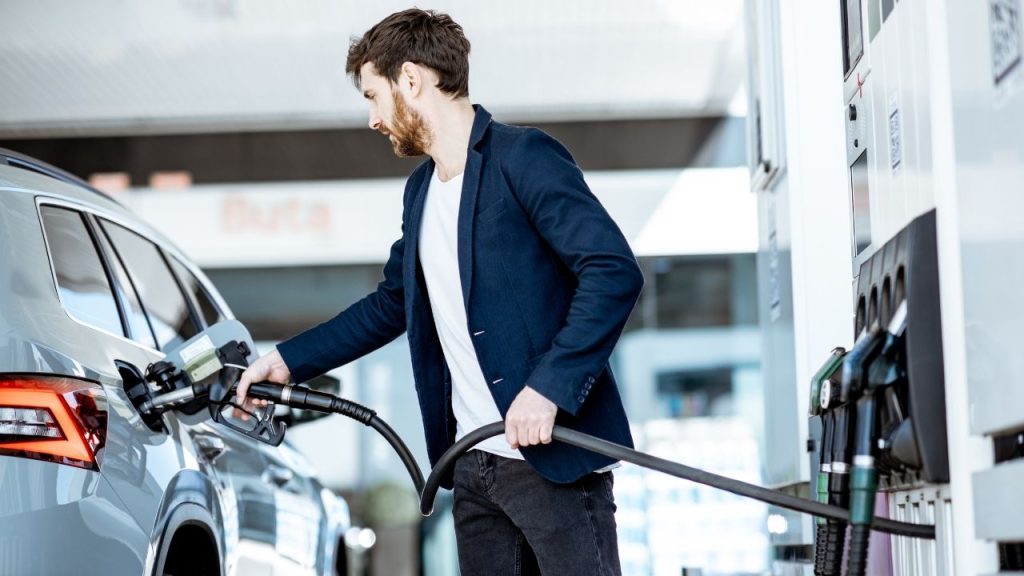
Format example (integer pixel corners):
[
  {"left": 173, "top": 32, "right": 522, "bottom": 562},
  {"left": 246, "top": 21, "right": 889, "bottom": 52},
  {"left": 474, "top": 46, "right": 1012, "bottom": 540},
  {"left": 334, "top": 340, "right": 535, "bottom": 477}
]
[{"left": 809, "top": 209, "right": 949, "bottom": 575}]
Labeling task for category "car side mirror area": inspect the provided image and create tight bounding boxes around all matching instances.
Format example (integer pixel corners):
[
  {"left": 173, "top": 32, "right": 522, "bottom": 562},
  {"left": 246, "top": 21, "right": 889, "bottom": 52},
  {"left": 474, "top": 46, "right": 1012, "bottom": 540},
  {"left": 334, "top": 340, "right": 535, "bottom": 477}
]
[{"left": 306, "top": 373, "right": 342, "bottom": 396}]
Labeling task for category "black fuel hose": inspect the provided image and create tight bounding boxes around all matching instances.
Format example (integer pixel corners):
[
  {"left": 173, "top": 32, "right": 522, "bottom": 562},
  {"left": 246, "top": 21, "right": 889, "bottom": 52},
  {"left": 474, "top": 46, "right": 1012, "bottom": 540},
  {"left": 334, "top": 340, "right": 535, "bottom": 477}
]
[
  {"left": 419, "top": 422, "right": 935, "bottom": 540},
  {"left": 243, "top": 383, "right": 934, "bottom": 540},
  {"left": 247, "top": 382, "right": 425, "bottom": 495}
]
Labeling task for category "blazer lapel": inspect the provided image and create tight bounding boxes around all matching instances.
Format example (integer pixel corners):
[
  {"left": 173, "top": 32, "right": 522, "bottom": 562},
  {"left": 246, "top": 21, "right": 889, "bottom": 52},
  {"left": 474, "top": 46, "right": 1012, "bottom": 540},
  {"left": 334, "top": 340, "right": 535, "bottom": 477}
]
[
  {"left": 457, "top": 149, "right": 483, "bottom": 311},
  {"left": 404, "top": 160, "right": 434, "bottom": 286},
  {"left": 457, "top": 105, "right": 493, "bottom": 312}
]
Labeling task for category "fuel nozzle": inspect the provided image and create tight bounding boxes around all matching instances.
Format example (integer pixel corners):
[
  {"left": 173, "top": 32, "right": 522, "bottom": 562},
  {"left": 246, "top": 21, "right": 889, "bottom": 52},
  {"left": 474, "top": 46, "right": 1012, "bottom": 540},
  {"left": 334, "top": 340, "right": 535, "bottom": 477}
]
[
  {"left": 809, "top": 348, "right": 846, "bottom": 506},
  {"left": 809, "top": 348, "right": 846, "bottom": 576},
  {"left": 830, "top": 327, "right": 887, "bottom": 479},
  {"left": 140, "top": 360, "right": 204, "bottom": 414},
  {"left": 846, "top": 300, "right": 910, "bottom": 576},
  {"left": 870, "top": 300, "right": 919, "bottom": 473},
  {"left": 868, "top": 300, "right": 908, "bottom": 391},
  {"left": 810, "top": 348, "right": 846, "bottom": 417},
  {"left": 840, "top": 324, "right": 886, "bottom": 403}
]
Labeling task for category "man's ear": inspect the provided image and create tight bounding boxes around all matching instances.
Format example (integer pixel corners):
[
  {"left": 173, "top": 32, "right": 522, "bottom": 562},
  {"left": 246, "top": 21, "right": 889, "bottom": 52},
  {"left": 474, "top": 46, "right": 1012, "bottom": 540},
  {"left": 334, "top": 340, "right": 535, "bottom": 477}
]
[{"left": 400, "top": 61, "right": 422, "bottom": 97}]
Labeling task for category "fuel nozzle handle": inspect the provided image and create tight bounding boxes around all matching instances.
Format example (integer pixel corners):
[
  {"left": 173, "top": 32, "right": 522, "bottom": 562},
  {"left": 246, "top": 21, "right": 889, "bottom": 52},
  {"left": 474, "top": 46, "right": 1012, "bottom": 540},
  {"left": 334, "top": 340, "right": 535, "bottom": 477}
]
[
  {"left": 840, "top": 325, "right": 886, "bottom": 403},
  {"left": 246, "top": 381, "right": 377, "bottom": 425},
  {"left": 867, "top": 300, "right": 909, "bottom": 391},
  {"left": 810, "top": 347, "right": 846, "bottom": 416}
]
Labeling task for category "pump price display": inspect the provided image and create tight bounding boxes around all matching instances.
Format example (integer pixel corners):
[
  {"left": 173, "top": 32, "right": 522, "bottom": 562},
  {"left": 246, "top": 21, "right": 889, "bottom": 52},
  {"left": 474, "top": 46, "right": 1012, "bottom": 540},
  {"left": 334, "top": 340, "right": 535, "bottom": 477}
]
[{"left": 991, "top": 0, "right": 1022, "bottom": 86}]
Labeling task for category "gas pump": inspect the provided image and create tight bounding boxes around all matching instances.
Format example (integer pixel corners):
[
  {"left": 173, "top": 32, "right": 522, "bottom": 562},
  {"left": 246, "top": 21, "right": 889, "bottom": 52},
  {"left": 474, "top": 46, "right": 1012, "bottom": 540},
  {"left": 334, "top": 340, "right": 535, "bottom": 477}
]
[{"left": 808, "top": 210, "right": 949, "bottom": 574}]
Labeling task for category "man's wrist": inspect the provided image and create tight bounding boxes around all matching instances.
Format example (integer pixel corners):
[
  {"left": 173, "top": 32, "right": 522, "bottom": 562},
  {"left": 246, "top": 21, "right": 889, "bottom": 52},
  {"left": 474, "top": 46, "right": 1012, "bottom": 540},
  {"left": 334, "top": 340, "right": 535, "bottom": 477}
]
[
  {"left": 269, "top": 347, "right": 294, "bottom": 382},
  {"left": 523, "top": 386, "right": 556, "bottom": 409}
]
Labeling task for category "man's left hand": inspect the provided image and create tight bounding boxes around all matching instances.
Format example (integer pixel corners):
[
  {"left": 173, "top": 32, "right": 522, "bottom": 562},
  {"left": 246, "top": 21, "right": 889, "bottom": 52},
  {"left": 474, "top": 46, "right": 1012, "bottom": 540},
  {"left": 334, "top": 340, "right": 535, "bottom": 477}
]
[{"left": 505, "top": 386, "right": 558, "bottom": 449}]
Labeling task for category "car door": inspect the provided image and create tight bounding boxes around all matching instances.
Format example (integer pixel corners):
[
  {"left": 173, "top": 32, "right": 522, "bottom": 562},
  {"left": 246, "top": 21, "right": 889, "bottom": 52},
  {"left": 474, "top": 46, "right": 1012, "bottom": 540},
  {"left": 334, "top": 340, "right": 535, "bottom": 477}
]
[
  {"left": 260, "top": 440, "right": 324, "bottom": 573},
  {"left": 170, "top": 254, "right": 330, "bottom": 575},
  {"left": 94, "top": 215, "right": 281, "bottom": 572},
  {"left": 164, "top": 253, "right": 297, "bottom": 572}
]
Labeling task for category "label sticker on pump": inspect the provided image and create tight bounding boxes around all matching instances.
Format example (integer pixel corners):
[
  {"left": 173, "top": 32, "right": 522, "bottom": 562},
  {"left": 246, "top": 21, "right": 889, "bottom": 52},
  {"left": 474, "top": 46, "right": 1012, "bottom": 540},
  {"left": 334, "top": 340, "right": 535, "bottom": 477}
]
[
  {"left": 888, "top": 93, "right": 902, "bottom": 173},
  {"left": 991, "top": 0, "right": 1021, "bottom": 87}
]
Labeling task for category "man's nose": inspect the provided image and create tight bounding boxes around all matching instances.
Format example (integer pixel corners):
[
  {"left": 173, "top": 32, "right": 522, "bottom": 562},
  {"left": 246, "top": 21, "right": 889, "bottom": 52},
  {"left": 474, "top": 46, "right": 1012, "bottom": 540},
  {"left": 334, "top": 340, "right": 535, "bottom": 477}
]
[{"left": 368, "top": 113, "right": 381, "bottom": 131}]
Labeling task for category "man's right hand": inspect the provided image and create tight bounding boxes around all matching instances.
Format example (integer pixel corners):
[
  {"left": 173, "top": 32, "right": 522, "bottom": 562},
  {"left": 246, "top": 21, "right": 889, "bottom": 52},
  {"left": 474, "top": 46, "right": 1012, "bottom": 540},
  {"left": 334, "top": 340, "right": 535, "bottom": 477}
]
[{"left": 234, "top": 349, "right": 292, "bottom": 420}]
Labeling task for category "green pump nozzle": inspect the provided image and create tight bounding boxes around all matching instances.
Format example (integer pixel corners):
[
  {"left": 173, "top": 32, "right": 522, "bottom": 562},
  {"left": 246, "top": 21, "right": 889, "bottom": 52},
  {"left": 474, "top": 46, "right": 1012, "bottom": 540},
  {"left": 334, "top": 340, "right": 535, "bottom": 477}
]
[{"left": 810, "top": 347, "right": 847, "bottom": 416}]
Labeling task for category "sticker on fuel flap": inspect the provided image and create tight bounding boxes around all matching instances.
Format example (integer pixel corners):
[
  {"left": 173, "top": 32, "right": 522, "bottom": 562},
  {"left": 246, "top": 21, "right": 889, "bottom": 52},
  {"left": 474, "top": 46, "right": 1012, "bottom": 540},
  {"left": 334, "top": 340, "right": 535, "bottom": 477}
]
[{"left": 179, "top": 335, "right": 223, "bottom": 383}]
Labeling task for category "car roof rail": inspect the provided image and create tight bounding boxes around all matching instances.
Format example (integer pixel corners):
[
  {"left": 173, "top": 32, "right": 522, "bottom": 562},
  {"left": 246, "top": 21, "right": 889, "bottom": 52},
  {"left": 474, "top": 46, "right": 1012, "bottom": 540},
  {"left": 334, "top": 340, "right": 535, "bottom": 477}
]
[{"left": 0, "top": 147, "right": 124, "bottom": 206}]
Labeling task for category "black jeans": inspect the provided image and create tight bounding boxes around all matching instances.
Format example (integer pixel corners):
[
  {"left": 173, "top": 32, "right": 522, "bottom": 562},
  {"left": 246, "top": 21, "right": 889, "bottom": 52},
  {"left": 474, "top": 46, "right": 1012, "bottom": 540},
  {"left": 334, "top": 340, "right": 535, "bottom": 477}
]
[{"left": 452, "top": 450, "right": 621, "bottom": 576}]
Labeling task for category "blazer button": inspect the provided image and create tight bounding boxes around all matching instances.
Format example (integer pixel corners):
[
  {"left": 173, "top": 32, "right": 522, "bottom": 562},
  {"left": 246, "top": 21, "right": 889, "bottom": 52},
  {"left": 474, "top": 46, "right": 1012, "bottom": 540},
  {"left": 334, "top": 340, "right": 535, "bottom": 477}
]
[{"left": 577, "top": 395, "right": 586, "bottom": 403}]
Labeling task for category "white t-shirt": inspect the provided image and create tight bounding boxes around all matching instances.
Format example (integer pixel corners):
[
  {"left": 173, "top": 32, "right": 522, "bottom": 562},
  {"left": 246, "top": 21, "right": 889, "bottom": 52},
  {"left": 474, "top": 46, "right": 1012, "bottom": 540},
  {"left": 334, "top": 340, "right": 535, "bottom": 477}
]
[{"left": 418, "top": 167, "right": 523, "bottom": 460}]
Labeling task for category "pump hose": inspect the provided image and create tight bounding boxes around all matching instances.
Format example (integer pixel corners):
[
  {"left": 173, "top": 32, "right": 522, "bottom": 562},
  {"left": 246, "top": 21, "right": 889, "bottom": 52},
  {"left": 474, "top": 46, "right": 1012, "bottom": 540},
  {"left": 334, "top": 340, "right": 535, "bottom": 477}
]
[
  {"left": 246, "top": 382, "right": 425, "bottom": 494},
  {"left": 847, "top": 524, "right": 871, "bottom": 576},
  {"left": 419, "top": 422, "right": 934, "bottom": 539},
  {"left": 821, "top": 521, "right": 847, "bottom": 574},
  {"left": 813, "top": 524, "right": 826, "bottom": 574},
  {"left": 242, "top": 383, "right": 934, "bottom": 540}
]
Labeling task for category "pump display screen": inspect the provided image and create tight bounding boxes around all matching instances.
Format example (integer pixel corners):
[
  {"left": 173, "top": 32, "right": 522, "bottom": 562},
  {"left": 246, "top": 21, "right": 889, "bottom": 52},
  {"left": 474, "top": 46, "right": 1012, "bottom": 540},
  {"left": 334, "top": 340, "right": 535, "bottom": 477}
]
[
  {"left": 850, "top": 150, "right": 872, "bottom": 257},
  {"left": 842, "top": 0, "right": 864, "bottom": 77}
]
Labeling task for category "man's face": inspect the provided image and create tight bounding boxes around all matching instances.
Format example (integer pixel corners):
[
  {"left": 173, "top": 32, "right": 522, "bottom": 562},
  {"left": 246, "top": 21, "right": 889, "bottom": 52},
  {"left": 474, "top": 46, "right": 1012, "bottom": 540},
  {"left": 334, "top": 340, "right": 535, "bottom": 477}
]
[{"left": 360, "top": 63, "right": 429, "bottom": 157}]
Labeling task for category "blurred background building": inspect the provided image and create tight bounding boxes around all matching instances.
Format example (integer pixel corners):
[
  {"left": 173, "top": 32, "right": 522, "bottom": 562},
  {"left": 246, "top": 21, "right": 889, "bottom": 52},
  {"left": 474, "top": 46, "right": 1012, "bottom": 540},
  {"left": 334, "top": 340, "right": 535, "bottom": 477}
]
[{"left": 1, "top": 2, "right": 764, "bottom": 575}]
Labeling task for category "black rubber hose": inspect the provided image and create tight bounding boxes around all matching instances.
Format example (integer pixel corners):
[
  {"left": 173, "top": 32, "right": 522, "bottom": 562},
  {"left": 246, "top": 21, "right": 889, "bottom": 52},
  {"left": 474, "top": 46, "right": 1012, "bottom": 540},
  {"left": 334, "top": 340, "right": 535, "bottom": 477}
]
[
  {"left": 824, "top": 402, "right": 853, "bottom": 573},
  {"left": 813, "top": 523, "right": 828, "bottom": 575},
  {"left": 323, "top": 395, "right": 425, "bottom": 496},
  {"left": 816, "top": 413, "right": 838, "bottom": 576},
  {"left": 847, "top": 524, "right": 871, "bottom": 576},
  {"left": 815, "top": 520, "right": 846, "bottom": 576},
  {"left": 245, "top": 382, "right": 425, "bottom": 494},
  {"left": 418, "top": 422, "right": 935, "bottom": 540},
  {"left": 367, "top": 414, "right": 425, "bottom": 496},
  {"left": 822, "top": 521, "right": 847, "bottom": 575}
]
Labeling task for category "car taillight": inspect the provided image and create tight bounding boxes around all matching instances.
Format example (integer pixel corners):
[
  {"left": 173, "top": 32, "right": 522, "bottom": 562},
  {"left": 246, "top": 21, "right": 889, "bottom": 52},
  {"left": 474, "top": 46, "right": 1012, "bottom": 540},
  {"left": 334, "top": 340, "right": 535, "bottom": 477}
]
[{"left": 0, "top": 375, "right": 107, "bottom": 470}]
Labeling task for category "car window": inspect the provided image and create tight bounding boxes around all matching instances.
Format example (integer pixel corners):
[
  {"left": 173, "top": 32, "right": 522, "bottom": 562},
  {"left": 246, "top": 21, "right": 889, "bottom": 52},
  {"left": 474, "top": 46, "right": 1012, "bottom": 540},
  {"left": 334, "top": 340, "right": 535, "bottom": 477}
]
[
  {"left": 40, "top": 206, "right": 124, "bottom": 337},
  {"left": 169, "top": 257, "right": 225, "bottom": 327},
  {"left": 94, "top": 222, "right": 159, "bottom": 349},
  {"left": 99, "top": 219, "right": 198, "bottom": 351}
]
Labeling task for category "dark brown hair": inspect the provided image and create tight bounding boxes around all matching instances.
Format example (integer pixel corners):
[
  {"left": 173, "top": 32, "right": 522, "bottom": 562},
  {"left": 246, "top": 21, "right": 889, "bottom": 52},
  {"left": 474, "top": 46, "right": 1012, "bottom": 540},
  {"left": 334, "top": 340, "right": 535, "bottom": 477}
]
[{"left": 346, "top": 8, "right": 471, "bottom": 98}]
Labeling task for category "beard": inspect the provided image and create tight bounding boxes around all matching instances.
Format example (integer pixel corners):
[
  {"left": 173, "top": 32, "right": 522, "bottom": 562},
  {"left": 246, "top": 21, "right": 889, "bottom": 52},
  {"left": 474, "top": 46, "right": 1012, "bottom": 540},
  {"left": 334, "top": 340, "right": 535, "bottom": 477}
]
[{"left": 382, "top": 91, "right": 430, "bottom": 157}]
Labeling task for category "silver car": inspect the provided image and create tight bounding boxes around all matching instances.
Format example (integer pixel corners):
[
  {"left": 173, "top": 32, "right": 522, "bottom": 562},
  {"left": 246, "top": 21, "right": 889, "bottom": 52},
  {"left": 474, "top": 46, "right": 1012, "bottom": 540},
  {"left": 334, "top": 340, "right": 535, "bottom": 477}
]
[{"left": 0, "top": 149, "right": 351, "bottom": 575}]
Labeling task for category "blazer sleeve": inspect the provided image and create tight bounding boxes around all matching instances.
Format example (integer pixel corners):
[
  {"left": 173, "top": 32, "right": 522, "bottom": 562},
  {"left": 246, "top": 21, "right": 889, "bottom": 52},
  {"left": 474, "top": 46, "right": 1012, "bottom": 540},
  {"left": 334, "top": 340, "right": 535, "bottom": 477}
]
[
  {"left": 505, "top": 129, "right": 644, "bottom": 415},
  {"left": 275, "top": 185, "right": 413, "bottom": 384}
]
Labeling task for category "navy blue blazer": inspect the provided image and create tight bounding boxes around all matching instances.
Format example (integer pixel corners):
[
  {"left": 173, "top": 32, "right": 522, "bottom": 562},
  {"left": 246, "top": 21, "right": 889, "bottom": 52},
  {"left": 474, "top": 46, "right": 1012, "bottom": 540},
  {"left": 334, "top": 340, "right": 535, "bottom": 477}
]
[{"left": 277, "top": 105, "right": 643, "bottom": 487}]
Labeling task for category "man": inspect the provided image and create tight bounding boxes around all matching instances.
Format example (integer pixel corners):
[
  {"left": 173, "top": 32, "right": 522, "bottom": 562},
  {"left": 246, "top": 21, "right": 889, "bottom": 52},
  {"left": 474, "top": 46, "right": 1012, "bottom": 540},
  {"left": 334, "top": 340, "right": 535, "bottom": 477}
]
[{"left": 237, "top": 8, "right": 642, "bottom": 575}]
